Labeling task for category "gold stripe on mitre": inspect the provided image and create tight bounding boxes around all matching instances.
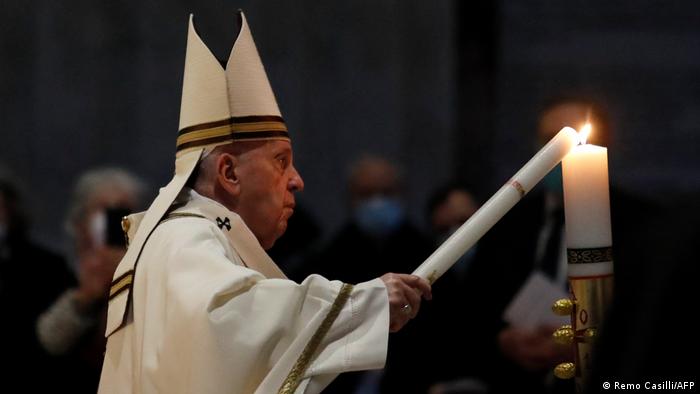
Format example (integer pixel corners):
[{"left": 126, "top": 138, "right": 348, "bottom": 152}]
[{"left": 176, "top": 115, "right": 289, "bottom": 153}]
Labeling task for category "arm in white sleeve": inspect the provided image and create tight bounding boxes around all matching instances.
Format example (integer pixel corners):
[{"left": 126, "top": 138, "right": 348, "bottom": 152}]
[{"left": 36, "top": 289, "right": 96, "bottom": 355}]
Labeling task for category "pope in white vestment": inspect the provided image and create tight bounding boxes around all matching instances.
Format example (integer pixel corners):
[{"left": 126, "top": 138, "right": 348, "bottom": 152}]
[
  {"left": 99, "top": 189, "right": 390, "bottom": 393},
  {"left": 98, "top": 10, "right": 430, "bottom": 394}
]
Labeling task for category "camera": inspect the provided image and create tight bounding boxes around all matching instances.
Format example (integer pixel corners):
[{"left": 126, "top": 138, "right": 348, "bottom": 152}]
[
  {"left": 105, "top": 207, "right": 131, "bottom": 247},
  {"left": 90, "top": 207, "right": 131, "bottom": 248}
]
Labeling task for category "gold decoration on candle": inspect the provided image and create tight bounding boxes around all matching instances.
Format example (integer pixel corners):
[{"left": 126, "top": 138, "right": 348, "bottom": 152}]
[
  {"left": 552, "top": 298, "right": 575, "bottom": 316},
  {"left": 566, "top": 247, "right": 613, "bottom": 264},
  {"left": 559, "top": 124, "right": 614, "bottom": 393},
  {"left": 427, "top": 271, "right": 438, "bottom": 285},
  {"left": 553, "top": 325, "right": 575, "bottom": 345},
  {"left": 554, "top": 362, "right": 576, "bottom": 379},
  {"left": 564, "top": 274, "right": 614, "bottom": 391},
  {"left": 508, "top": 179, "right": 526, "bottom": 198},
  {"left": 582, "top": 327, "right": 597, "bottom": 343}
]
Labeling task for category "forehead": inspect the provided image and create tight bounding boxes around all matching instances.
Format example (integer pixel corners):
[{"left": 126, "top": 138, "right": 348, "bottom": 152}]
[
  {"left": 350, "top": 159, "right": 399, "bottom": 195},
  {"left": 237, "top": 139, "right": 292, "bottom": 159},
  {"left": 239, "top": 140, "right": 294, "bottom": 172},
  {"left": 268, "top": 139, "right": 292, "bottom": 153},
  {"left": 252, "top": 139, "right": 292, "bottom": 156}
]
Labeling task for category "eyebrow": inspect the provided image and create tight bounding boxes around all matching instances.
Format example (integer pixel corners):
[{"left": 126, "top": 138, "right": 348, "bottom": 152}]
[{"left": 274, "top": 147, "right": 292, "bottom": 157}]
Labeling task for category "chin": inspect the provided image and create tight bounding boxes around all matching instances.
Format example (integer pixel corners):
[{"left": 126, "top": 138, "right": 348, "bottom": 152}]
[
  {"left": 278, "top": 220, "right": 289, "bottom": 235},
  {"left": 268, "top": 224, "right": 288, "bottom": 248},
  {"left": 259, "top": 234, "right": 276, "bottom": 250}
]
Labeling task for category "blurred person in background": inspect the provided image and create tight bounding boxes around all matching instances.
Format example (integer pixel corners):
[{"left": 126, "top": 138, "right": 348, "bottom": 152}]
[
  {"left": 427, "top": 183, "right": 480, "bottom": 283},
  {"left": 306, "top": 155, "right": 432, "bottom": 283},
  {"left": 452, "top": 96, "right": 650, "bottom": 394},
  {"left": 36, "top": 167, "right": 145, "bottom": 393},
  {"left": 423, "top": 183, "right": 488, "bottom": 394},
  {"left": 304, "top": 155, "right": 433, "bottom": 393},
  {"left": 0, "top": 167, "right": 75, "bottom": 391}
]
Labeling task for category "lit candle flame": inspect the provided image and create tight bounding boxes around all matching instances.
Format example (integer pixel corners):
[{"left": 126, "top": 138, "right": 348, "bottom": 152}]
[{"left": 578, "top": 123, "right": 592, "bottom": 145}]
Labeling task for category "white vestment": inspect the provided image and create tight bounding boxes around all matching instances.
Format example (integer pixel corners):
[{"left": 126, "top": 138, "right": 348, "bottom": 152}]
[{"left": 98, "top": 190, "right": 389, "bottom": 394}]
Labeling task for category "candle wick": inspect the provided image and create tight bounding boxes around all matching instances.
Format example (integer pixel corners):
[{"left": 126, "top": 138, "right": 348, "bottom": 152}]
[{"left": 578, "top": 123, "right": 592, "bottom": 145}]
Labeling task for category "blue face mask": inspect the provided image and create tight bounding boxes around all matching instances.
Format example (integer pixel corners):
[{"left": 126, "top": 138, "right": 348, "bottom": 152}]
[
  {"left": 354, "top": 197, "right": 404, "bottom": 237},
  {"left": 543, "top": 164, "right": 563, "bottom": 194}
]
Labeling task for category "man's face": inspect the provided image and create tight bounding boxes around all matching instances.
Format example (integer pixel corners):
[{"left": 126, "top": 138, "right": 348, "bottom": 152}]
[
  {"left": 233, "top": 140, "right": 304, "bottom": 249},
  {"left": 349, "top": 158, "right": 399, "bottom": 207},
  {"left": 431, "top": 190, "right": 478, "bottom": 236}
]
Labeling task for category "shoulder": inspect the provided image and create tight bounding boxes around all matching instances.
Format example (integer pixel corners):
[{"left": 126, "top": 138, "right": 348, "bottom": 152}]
[
  {"left": 160, "top": 213, "right": 220, "bottom": 234},
  {"left": 139, "top": 214, "right": 252, "bottom": 279},
  {"left": 149, "top": 214, "right": 229, "bottom": 253}
]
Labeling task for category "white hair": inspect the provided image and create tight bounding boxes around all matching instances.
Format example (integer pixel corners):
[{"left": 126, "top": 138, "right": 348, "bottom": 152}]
[{"left": 65, "top": 167, "right": 145, "bottom": 234}]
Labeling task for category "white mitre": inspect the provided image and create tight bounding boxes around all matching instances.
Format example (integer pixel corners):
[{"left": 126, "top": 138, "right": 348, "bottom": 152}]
[{"left": 106, "top": 11, "right": 288, "bottom": 337}]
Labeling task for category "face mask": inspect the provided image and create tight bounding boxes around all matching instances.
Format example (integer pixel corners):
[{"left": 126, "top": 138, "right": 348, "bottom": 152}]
[
  {"left": 543, "top": 164, "right": 563, "bottom": 194},
  {"left": 354, "top": 197, "right": 404, "bottom": 237}
]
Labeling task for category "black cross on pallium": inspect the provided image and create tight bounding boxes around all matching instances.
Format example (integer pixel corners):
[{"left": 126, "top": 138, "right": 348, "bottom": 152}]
[{"left": 216, "top": 217, "right": 231, "bottom": 231}]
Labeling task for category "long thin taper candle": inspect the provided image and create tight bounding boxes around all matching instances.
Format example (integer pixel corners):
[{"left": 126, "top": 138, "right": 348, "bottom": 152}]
[{"left": 413, "top": 127, "right": 579, "bottom": 283}]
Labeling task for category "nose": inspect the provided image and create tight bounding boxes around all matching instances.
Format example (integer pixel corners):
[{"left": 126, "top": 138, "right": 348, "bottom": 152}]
[{"left": 288, "top": 164, "right": 305, "bottom": 192}]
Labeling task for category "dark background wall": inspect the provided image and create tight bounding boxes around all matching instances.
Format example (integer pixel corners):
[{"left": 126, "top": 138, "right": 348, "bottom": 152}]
[
  {"left": 1, "top": 0, "right": 698, "bottom": 253},
  {"left": 492, "top": 1, "right": 700, "bottom": 198}
]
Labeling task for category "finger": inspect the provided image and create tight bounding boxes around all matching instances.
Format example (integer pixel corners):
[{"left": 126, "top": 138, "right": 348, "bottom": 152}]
[
  {"left": 386, "top": 279, "right": 407, "bottom": 306},
  {"left": 403, "top": 286, "right": 421, "bottom": 318},
  {"left": 389, "top": 320, "right": 402, "bottom": 333},
  {"left": 386, "top": 288, "right": 411, "bottom": 329},
  {"left": 387, "top": 287, "right": 408, "bottom": 316},
  {"left": 392, "top": 280, "right": 421, "bottom": 319},
  {"left": 413, "top": 277, "right": 432, "bottom": 300},
  {"left": 389, "top": 305, "right": 410, "bottom": 333},
  {"left": 394, "top": 280, "right": 420, "bottom": 306},
  {"left": 395, "top": 274, "right": 432, "bottom": 300},
  {"left": 395, "top": 273, "right": 421, "bottom": 286}
]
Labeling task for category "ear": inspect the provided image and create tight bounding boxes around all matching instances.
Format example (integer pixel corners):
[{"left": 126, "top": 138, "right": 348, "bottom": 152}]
[{"left": 215, "top": 152, "right": 241, "bottom": 198}]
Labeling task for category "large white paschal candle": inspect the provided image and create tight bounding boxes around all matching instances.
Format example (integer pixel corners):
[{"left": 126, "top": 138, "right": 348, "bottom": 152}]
[
  {"left": 413, "top": 126, "right": 579, "bottom": 283},
  {"left": 562, "top": 124, "right": 613, "bottom": 278},
  {"left": 560, "top": 124, "right": 613, "bottom": 391}
]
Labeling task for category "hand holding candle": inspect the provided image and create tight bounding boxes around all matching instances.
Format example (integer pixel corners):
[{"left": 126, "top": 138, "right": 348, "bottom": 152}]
[{"left": 412, "top": 127, "right": 580, "bottom": 283}]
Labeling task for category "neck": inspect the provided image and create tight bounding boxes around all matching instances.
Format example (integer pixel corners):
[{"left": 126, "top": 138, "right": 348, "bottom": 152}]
[
  {"left": 193, "top": 182, "right": 215, "bottom": 202},
  {"left": 194, "top": 182, "right": 238, "bottom": 214}
]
